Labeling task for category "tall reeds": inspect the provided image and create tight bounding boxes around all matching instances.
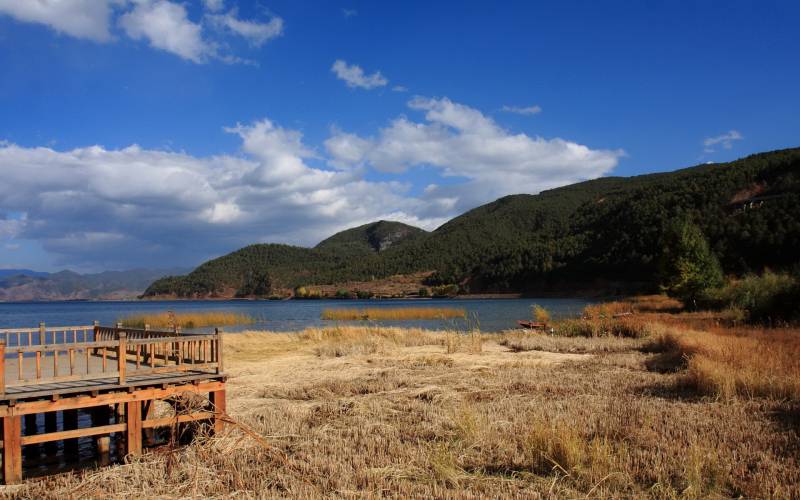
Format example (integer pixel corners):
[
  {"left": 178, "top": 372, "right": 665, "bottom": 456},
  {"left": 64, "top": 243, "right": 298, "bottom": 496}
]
[
  {"left": 119, "top": 311, "right": 255, "bottom": 329},
  {"left": 321, "top": 307, "right": 466, "bottom": 321}
]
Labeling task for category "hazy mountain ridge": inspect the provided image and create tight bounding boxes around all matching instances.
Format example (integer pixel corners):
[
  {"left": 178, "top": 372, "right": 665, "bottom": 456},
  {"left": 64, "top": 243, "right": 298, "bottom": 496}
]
[{"left": 0, "top": 268, "right": 190, "bottom": 301}]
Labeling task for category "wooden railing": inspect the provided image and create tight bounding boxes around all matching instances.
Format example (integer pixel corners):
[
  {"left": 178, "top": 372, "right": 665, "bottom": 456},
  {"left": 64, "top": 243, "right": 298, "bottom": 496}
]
[
  {"left": 0, "top": 325, "right": 224, "bottom": 396},
  {"left": 0, "top": 323, "right": 96, "bottom": 348}
]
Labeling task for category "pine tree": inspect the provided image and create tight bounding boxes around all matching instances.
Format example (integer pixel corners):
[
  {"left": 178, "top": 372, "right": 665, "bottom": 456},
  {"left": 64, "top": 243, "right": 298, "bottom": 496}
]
[{"left": 659, "top": 218, "right": 724, "bottom": 307}]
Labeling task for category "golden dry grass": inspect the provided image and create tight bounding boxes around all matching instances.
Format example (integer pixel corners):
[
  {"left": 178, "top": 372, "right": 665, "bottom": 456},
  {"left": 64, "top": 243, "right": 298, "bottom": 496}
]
[
  {"left": 119, "top": 311, "right": 254, "bottom": 329},
  {"left": 321, "top": 307, "right": 466, "bottom": 321},
  {"left": 648, "top": 324, "right": 800, "bottom": 401},
  {"left": 10, "top": 322, "right": 800, "bottom": 498}
]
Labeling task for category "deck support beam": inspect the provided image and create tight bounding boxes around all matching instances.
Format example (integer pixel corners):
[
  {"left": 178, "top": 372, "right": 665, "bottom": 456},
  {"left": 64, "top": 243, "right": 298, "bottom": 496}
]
[
  {"left": 210, "top": 389, "right": 226, "bottom": 435},
  {"left": 2, "top": 415, "right": 22, "bottom": 484},
  {"left": 125, "top": 400, "right": 142, "bottom": 457}
]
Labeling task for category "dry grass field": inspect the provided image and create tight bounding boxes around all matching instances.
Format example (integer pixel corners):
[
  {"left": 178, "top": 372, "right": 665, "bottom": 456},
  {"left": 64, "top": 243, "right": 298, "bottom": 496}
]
[{"left": 9, "top": 306, "right": 800, "bottom": 498}]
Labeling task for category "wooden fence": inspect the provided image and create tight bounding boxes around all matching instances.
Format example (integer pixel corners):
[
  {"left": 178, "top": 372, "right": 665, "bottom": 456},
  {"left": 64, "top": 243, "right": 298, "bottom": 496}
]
[{"left": 0, "top": 324, "right": 224, "bottom": 396}]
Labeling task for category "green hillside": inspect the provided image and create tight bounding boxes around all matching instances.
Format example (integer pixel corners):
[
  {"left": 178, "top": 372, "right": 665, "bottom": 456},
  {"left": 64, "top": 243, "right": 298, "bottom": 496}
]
[
  {"left": 315, "top": 220, "right": 428, "bottom": 256},
  {"left": 143, "top": 148, "right": 800, "bottom": 298}
]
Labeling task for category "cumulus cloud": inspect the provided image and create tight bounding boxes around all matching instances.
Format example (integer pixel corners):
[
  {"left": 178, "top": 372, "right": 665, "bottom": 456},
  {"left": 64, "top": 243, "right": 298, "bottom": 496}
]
[
  {"left": 119, "top": 0, "right": 211, "bottom": 63},
  {"left": 203, "top": 0, "right": 225, "bottom": 12},
  {"left": 703, "top": 130, "right": 743, "bottom": 153},
  {"left": 207, "top": 10, "right": 283, "bottom": 47},
  {"left": 0, "top": 121, "right": 433, "bottom": 268},
  {"left": 0, "top": 99, "right": 622, "bottom": 269},
  {"left": 325, "top": 96, "right": 622, "bottom": 209},
  {"left": 0, "top": 0, "right": 281, "bottom": 64},
  {"left": 331, "top": 60, "right": 388, "bottom": 89},
  {"left": 501, "top": 104, "right": 542, "bottom": 115},
  {"left": 0, "top": 0, "right": 118, "bottom": 41}
]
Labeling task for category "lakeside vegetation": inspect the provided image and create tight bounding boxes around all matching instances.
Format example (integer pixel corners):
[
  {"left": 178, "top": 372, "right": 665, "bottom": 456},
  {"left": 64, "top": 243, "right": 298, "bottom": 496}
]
[
  {"left": 143, "top": 148, "right": 800, "bottom": 299},
  {"left": 118, "top": 311, "right": 254, "bottom": 330},
  {"left": 22, "top": 298, "right": 800, "bottom": 497},
  {"left": 321, "top": 307, "right": 466, "bottom": 321}
]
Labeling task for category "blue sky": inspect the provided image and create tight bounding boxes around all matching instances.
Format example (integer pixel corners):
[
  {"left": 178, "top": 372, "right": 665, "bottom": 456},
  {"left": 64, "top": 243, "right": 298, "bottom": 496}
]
[{"left": 0, "top": 0, "right": 798, "bottom": 272}]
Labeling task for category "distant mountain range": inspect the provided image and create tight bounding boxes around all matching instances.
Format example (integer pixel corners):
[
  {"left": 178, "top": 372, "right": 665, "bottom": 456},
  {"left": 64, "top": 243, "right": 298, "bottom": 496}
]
[
  {"left": 143, "top": 147, "right": 800, "bottom": 299},
  {"left": 0, "top": 268, "right": 190, "bottom": 302}
]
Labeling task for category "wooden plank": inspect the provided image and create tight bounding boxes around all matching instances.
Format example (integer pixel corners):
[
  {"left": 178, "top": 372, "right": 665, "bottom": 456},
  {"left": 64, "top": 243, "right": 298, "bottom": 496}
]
[
  {"left": 129, "top": 363, "right": 217, "bottom": 377},
  {"left": 6, "top": 370, "right": 123, "bottom": 388},
  {"left": 0, "top": 380, "right": 225, "bottom": 416},
  {"left": 20, "top": 422, "right": 126, "bottom": 446},
  {"left": 2, "top": 415, "right": 22, "bottom": 484},
  {"left": 142, "top": 412, "right": 213, "bottom": 429},
  {"left": 210, "top": 388, "right": 226, "bottom": 435},
  {"left": 10, "top": 340, "right": 118, "bottom": 354},
  {"left": 125, "top": 400, "right": 142, "bottom": 456}
]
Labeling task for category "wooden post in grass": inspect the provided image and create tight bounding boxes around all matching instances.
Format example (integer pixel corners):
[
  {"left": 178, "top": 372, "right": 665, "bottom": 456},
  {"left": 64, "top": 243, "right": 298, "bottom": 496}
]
[
  {"left": 210, "top": 388, "right": 226, "bottom": 435},
  {"left": 2, "top": 415, "right": 22, "bottom": 484},
  {"left": 125, "top": 400, "right": 142, "bottom": 457}
]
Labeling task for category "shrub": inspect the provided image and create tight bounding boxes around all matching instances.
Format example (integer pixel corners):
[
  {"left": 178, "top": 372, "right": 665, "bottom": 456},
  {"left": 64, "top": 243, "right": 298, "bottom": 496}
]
[
  {"left": 704, "top": 271, "right": 800, "bottom": 324},
  {"left": 532, "top": 304, "right": 550, "bottom": 323},
  {"left": 335, "top": 289, "right": 354, "bottom": 299},
  {"left": 432, "top": 284, "right": 459, "bottom": 297},
  {"left": 418, "top": 287, "right": 430, "bottom": 298}
]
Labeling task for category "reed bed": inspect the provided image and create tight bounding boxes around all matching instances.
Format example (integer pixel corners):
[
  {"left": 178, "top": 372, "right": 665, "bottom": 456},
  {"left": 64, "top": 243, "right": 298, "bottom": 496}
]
[
  {"left": 321, "top": 307, "right": 466, "bottom": 321},
  {"left": 648, "top": 325, "right": 800, "bottom": 401},
  {"left": 119, "top": 311, "right": 255, "bottom": 329}
]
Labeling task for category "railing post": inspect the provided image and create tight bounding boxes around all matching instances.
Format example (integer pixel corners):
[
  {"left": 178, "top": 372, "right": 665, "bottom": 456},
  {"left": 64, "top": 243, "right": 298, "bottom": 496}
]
[
  {"left": 0, "top": 340, "right": 5, "bottom": 397},
  {"left": 215, "top": 327, "right": 224, "bottom": 374},
  {"left": 118, "top": 332, "right": 127, "bottom": 385},
  {"left": 39, "top": 321, "right": 45, "bottom": 345},
  {"left": 93, "top": 320, "right": 99, "bottom": 342},
  {"left": 144, "top": 323, "right": 150, "bottom": 332}
]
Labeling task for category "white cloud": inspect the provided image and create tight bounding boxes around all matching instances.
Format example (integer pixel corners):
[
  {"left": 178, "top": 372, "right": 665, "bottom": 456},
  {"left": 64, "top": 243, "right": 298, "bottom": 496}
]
[
  {"left": 202, "top": 0, "right": 224, "bottom": 12},
  {"left": 0, "top": 100, "right": 623, "bottom": 268},
  {"left": 120, "top": 0, "right": 211, "bottom": 63},
  {"left": 501, "top": 104, "right": 542, "bottom": 115},
  {"left": 207, "top": 10, "right": 283, "bottom": 47},
  {"left": 0, "top": 121, "right": 433, "bottom": 268},
  {"left": 392, "top": 85, "right": 409, "bottom": 92},
  {"left": 326, "top": 96, "right": 623, "bottom": 210},
  {"left": 331, "top": 60, "right": 388, "bottom": 89},
  {"left": 342, "top": 8, "right": 357, "bottom": 18},
  {"left": 0, "top": 0, "right": 281, "bottom": 64},
  {"left": 703, "top": 130, "right": 743, "bottom": 153},
  {"left": 0, "top": 0, "right": 118, "bottom": 42}
]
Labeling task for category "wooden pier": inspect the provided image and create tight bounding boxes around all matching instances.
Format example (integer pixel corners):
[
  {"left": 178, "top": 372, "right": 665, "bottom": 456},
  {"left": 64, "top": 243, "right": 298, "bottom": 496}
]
[{"left": 0, "top": 322, "right": 226, "bottom": 484}]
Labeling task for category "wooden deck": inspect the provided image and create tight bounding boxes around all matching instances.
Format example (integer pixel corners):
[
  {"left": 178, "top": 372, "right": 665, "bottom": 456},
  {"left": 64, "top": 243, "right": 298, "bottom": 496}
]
[{"left": 0, "top": 323, "right": 227, "bottom": 484}]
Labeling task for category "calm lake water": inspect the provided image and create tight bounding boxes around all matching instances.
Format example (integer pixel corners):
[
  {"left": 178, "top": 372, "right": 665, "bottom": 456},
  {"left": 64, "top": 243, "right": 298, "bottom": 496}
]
[{"left": 0, "top": 298, "right": 592, "bottom": 333}]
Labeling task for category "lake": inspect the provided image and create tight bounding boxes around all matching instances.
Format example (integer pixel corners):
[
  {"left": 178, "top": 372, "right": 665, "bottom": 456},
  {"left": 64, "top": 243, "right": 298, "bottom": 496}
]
[{"left": 0, "top": 298, "right": 593, "bottom": 333}]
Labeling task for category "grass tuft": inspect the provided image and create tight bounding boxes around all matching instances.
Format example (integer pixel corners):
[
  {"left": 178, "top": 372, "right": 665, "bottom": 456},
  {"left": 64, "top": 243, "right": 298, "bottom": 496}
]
[
  {"left": 119, "top": 311, "right": 254, "bottom": 329},
  {"left": 321, "top": 307, "right": 466, "bottom": 321}
]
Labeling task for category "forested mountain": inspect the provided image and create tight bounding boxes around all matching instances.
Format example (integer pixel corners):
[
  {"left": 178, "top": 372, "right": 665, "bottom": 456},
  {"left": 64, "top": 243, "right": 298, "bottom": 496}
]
[
  {"left": 144, "top": 148, "right": 800, "bottom": 298},
  {"left": 0, "top": 268, "right": 189, "bottom": 301},
  {"left": 315, "top": 221, "right": 428, "bottom": 255}
]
